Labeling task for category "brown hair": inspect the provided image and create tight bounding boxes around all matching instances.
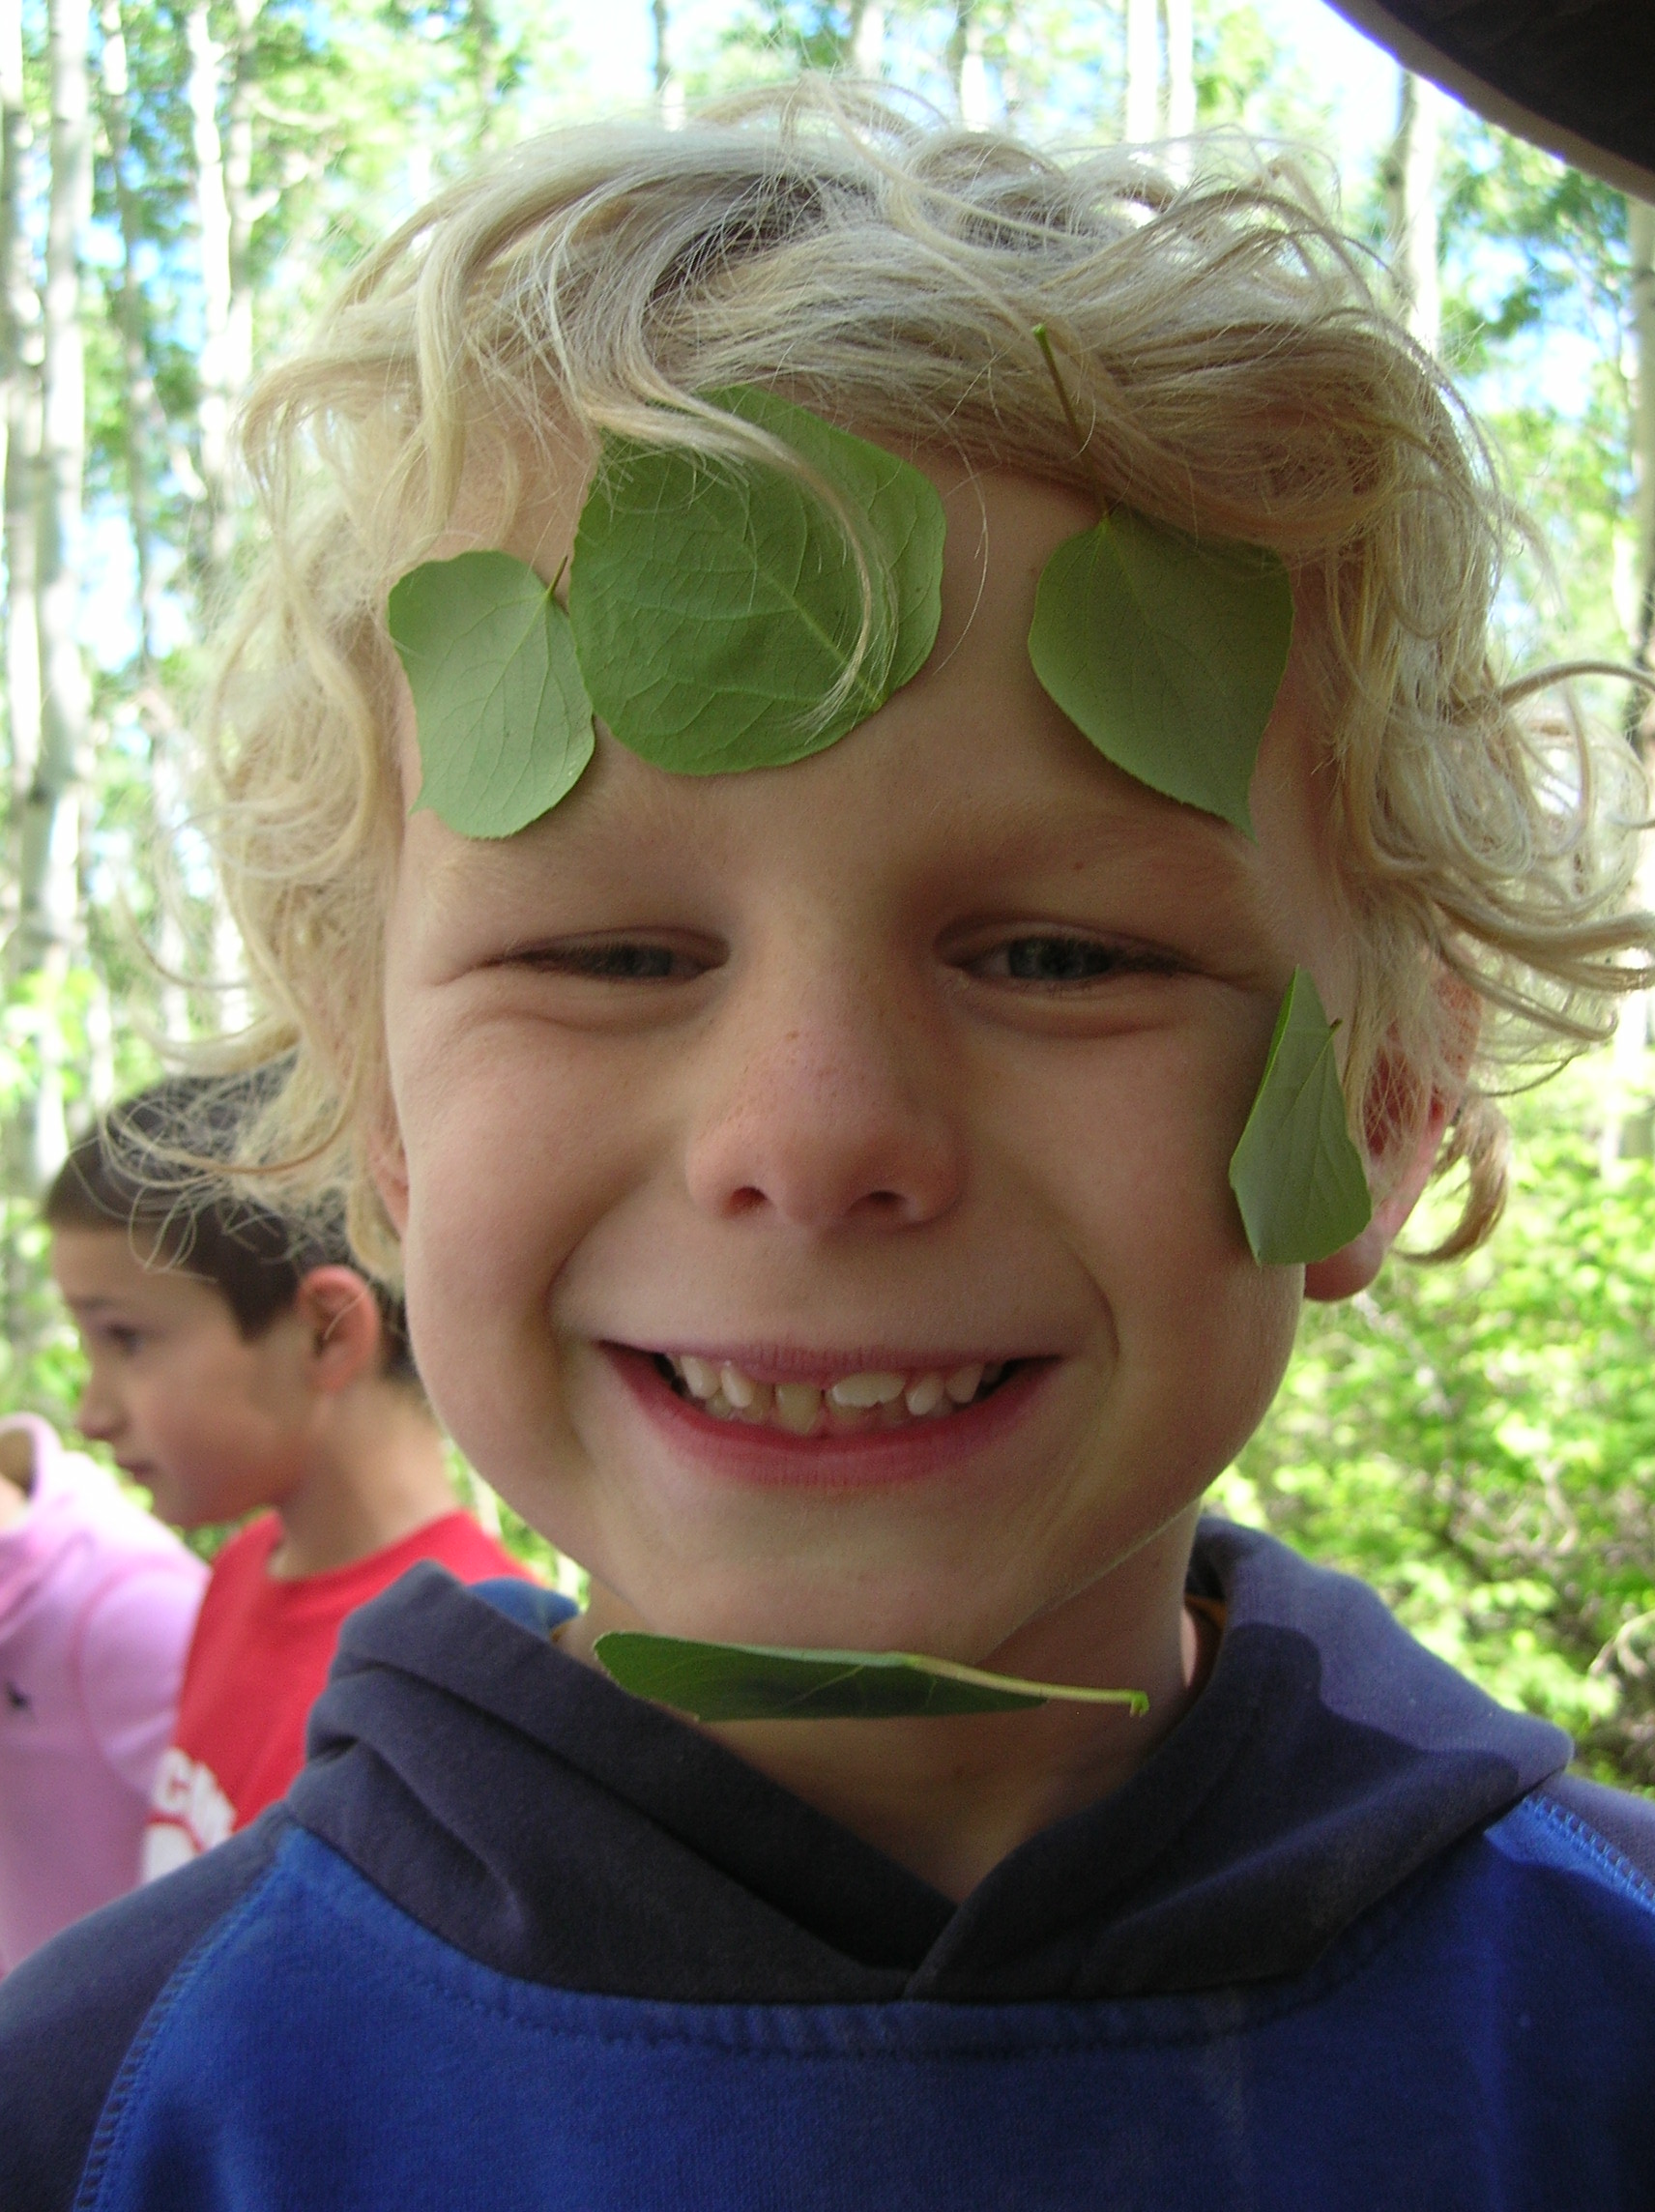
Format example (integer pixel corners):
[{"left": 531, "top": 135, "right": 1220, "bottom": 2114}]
[{"left": 46, "top": 1076, "right": 417, "bottom": 1379}]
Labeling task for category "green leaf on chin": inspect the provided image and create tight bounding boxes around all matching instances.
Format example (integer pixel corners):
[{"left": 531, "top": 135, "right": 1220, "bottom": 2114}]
[
  {"left": 1228, "top": 967, "right": 1374, "bottom": 1266},
  {"left": 1026, "top": 509, "right": 1293, "bottom": 836},
  {"left": 389, "top": 549, "right": 595, "bottom": 838},
  {"left": 566, "top": 383, "right": 945, "bottom": 774},
  {"left": 593, "top": 1630, "right": 1149, "bottom": 1722}
]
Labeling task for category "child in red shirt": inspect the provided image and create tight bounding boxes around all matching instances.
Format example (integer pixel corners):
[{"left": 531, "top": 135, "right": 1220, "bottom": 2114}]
[{"left": 44, "top": 1079, "right": 527, "bottom": 1872}]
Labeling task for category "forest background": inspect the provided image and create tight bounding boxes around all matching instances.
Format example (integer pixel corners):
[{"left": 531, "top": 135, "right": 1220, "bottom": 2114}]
[{"left": 0, "top": 0, "right": 1652, "bottom": 1787}]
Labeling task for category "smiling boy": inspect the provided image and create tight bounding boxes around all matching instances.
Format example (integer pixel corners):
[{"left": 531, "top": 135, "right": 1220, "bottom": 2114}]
[{"left": 3, "top": 90, "right": 1655, "bottom": 2210}]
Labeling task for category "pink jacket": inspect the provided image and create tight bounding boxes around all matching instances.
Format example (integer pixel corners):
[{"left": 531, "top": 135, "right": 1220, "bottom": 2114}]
[{"left": 0, "top": 1414, "right": 205, "bottom": 1971}]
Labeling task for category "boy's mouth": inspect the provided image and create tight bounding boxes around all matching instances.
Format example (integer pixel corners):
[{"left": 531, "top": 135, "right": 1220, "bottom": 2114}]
[{"left": 653, "top": 1353, "right": 1016, "bottom": 1437}]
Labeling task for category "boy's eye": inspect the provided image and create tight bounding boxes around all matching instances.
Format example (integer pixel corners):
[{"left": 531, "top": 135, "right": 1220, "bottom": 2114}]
[
  {"left": 102, "top": 1327, "right": 144, "bottom": 1355},
  {"left": 511, "top": 938, "right": 715, "bottom": 981},
  {"left": 970, "top": 935, "right": 1172, "bottom": 985}
]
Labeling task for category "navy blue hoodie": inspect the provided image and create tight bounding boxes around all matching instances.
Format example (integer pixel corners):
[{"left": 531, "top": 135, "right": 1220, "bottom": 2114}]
[{"left": 3, "top": 1519, "right": 1654, "bottom": 2210}]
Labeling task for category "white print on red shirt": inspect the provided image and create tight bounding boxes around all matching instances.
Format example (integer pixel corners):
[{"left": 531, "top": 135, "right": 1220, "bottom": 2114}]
[{"left": 141, "top": 1745, "right": 235, "bottom": 1878}]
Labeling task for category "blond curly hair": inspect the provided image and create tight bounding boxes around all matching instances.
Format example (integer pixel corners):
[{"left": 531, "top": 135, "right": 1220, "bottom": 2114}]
[{"left": 201, "top": 79, "right": 1652, "bottom": 1277}]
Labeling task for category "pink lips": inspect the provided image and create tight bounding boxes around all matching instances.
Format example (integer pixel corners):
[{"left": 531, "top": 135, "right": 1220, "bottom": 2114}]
[{"left": 607, "top": 1343, "right": 1052, "bottom": 1488}]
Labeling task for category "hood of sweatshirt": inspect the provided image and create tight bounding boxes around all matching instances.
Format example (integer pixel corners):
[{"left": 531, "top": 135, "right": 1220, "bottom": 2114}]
[{"left": 287, "top": 1519, "right": 1568, "bottom": 2005}]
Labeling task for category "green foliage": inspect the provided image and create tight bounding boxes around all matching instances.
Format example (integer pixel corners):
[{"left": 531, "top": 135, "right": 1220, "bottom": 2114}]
[
  {"left": 568, "top": 386, "right": 944, "bottom": 776},
  {"left": 1027, "top": 512, "right": 1292, "bottom": 834},
  {"left": 390, "top": 551, "right": 595, "bottom": 838},
  {"left": 1228, "top": 970, "right": 1373, "bottom": 1266},
  {"left": 594, "top": 1631, "right": 1149, "bottom": 1721},
  {"left": 1216, "top": 1062, "right": 1655, "bottom": 1790}
]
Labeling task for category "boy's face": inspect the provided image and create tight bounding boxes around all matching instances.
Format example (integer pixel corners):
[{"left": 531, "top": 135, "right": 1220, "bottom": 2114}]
[
  {"left": 377, "top": 459, "right": 1350, "bottom": 1667},
  {"left": 51, "top": 1230, "right": 316, "bottom": 1527}
]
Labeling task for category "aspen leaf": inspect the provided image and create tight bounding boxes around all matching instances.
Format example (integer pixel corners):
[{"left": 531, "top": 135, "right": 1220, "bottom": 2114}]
[
  {"left": 594, "top": 1631, "right": 1148, "bottom": 1723},
  {"left": 567, "top": 384, "right": 945, "bottom": 773},
  {"left": 1228, "top": 968, "right": 1374, "bottom": 1266},
  {"left": 1027, "top": 511, "right": 1293, "bottom": 835},
  {"left": 389, "top": 550, "right": 595, "bottom": 839}
]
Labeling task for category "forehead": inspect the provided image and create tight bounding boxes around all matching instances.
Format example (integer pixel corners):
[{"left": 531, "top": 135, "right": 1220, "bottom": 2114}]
[
  {"left": 50, "top": 1225, "right": 227, "bottom": 1318},
  {"left": 394, "top": 451, "right": 1342, "bottom": 974}
]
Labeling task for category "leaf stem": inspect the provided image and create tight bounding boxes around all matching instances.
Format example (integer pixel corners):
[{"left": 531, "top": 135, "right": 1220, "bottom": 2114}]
[{"left": 1032, "top": 322, "right": 1111, "bottom": 512}]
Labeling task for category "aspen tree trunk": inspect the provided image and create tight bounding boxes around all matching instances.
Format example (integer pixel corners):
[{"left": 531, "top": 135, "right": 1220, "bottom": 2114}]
[
  {"left": 1124, "top": 0, "right": 1157, "bottom": 143},
  {"left": 0, "top": 0, "right": 38, "bottom": 1337},
  {"left": 0, "top": 0, "right": 39, "bottom": 939},
  {"left": 1384, "top": 72, "right": 1441, "bottom": 355},
  {"left": 652, "top": 0, "right": 681, "bottom": 128},
  {"left": 187, "top": 0, "right": 257, "bottom": 601},
  {"left": 951, "top": 0, "right": 988, "bottom": 127},
  {"left": 19, "top": 0, "right": 92, "bottom": 1186},
  {"left": 100, "top": 0, "right": 189, "bottom": 1041},
  {"left": 97, "top": 0, "right": 159, "bottom": 662},
  {"left": 77, "top": 784, "right": 112, "bottom": 1107},
  {"left": 1628, "top": 200, "right": 1655, "bottom": 705},
  {"left": 1601, "top": 195, "right": 1655, "bottom": 1175},
  {"left": 466, "top": 0, "right": 497, "bottom": 144},
  {"left": 1163, "top": 0, "right": 1193, "bottom": 159},
  {"left": 850, "top": 0, "right": 885, "bottom": 77},
  {"left": 188, "top": 0, "right": 260, "bottom": 1034}
]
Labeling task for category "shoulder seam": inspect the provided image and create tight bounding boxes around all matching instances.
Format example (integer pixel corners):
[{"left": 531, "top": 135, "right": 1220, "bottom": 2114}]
[
  {"left": 72, "top": 1841, "right": 286, "bottom": 2211},
  {"left": 1525, "top": 1788, "right": 1655, "bottom": 1918}
]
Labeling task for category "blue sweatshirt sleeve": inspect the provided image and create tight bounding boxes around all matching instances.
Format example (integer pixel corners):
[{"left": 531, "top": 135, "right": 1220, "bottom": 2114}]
[
  {"left": 0, "top": 1813, "right": 286, "bottom": 2212},
  {"left": 1543, "top": 1772, "right": 1655, "bottom": 1883}
]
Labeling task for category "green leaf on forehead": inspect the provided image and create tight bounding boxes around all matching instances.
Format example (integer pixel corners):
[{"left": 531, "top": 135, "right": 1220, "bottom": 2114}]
[
  {"left": 1228, "top": 968, "right": 1374, "bottom": 1266},
  {"left": 566, "top": 384, "right": 945, "bottom": 775},
  {"left": 1027, "top": 510, "right": 1293, "bottom": 836},
  {"left": 593, "top": 1631, "right": 1149, "bottom": 1723},
  {"left": 389, "top": 550, "right": 595, "bottom": 839}
]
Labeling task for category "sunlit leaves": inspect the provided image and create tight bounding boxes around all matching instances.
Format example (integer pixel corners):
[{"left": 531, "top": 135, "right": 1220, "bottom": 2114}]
[
  {"left": 388, "top": 551, "right": 595, "bottom": 839},
  {"left": 567, "top": 384, "right": 944, "bottom": 774},
  {"left": 1228, "top": 968, "right": 1373, "bottom": 1266},
  {"left": 1027, "top": 510, "right": 1292, "bottom": 835}
]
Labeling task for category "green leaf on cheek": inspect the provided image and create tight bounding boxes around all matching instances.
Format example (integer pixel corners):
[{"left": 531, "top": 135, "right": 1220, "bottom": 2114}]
[
  {"left": 566, "top": 383, "right": 945, "bottom": 774},
  {"left": 593, "top": 1631, "right": 1149, "bottom": 1722},
  {"left": 1228, "top": 968, "right": 1375, "bottom": 1266},
  {"left": 1026, "top": 511, "right": 1294, "bottom": 835},
  {"left": 388, "top": 549, "right": 595, "bottom": 838}
]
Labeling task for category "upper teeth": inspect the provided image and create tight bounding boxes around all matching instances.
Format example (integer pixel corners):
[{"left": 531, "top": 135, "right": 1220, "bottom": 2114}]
[{"left": 664, "top": 1355, "right": 1004, "bottom": 1433}]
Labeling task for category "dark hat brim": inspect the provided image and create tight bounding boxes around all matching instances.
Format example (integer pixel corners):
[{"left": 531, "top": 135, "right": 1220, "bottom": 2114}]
[{"left": 1326, "top": 1, "right": 1655, "bottom": 197}]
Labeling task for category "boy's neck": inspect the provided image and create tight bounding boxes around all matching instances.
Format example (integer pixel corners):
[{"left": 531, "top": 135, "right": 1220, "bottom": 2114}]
[
  {"left": 566, "top": 1508, "right": 1210, "bottom": 1904},
  {"left": 267, "top": 1383, "right": 456, "bottom": 1580}
]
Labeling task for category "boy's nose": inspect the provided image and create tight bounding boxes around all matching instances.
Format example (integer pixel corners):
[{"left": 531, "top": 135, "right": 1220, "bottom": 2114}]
[{"left": 682, "top": 975, "right": 966, "bottom": 1233}]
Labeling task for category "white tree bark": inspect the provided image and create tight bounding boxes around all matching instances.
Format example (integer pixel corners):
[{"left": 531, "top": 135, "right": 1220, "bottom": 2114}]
[
  {"left": 1385, "top": 72, "right": 1442, "bottom": 356},
  {"left": 851, "top": 0, "right": 885, "bottom": 77},
  {"left": 1124, "top": 0, "right": 1157, "bottom": 144},
  {"left": 187, "top": 3, "right": 233, "bottom": 589},
  {"left": 20, "top": 0, "right": 92, "bottom": 1183},
  {"left": 187, "top": 0, "right": 265, "bottom": 1037},
  {"left": 102, "top": 0, "right": 189, "bottom": 1041},
  {"left": 98, "top": 0, "right": 160, "bottom": 661},
  {"left": 1629, "top": 199, "right": 1655, "bottom": 684},
  {"left": 652, "top": 0, "right": 682, "bottom": 127},
  {"left": 954, "top": 1, "right": 988, "bottom": 127},
  {"left": 0, "top": 0, "right": 39, "bottom": 929},
  {"left": 1597, "top": 198, "right": 1655, "bottom": 1174},
  {"left": 1163, "top": 0, "right": 1193, "bottom": 143}
]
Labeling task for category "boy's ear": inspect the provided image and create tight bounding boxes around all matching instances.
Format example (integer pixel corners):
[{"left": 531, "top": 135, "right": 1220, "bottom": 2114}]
[
  {"left": 294, "top": 1266, "right": 385, "bottom": 1391},
  {"left": 1306, "top": 981, "right": 1478, "bottom": 1302},
  {"left": 1301, "top": 1091, "right": 1448, "bottom": 1300}
]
